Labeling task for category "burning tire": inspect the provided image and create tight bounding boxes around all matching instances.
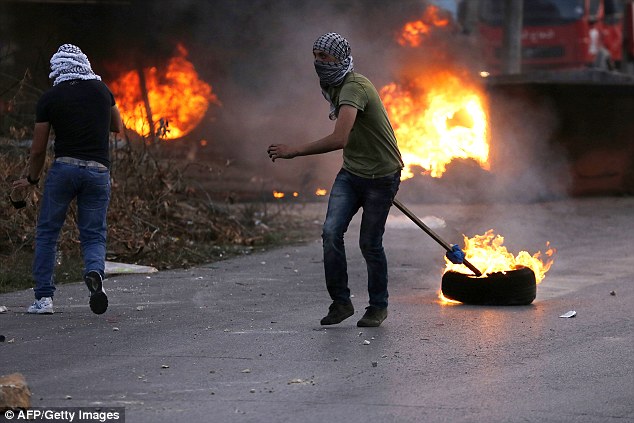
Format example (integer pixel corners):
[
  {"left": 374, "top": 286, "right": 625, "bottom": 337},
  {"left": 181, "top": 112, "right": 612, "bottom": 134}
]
[{"left": 441, "top": 267, "right": 536, "bottom": 305}]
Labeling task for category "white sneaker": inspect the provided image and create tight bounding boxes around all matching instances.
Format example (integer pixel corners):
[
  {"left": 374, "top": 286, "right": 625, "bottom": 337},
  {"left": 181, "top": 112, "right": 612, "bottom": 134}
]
[{"left": 27, "top": 297, "right": 54, "bottom": 314}]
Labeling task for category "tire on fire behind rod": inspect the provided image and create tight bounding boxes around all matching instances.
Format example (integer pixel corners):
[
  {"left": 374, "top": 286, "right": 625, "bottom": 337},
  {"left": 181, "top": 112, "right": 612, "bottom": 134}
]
[{"left": 441, "top": 267, "right": 537, "bottom": 305}]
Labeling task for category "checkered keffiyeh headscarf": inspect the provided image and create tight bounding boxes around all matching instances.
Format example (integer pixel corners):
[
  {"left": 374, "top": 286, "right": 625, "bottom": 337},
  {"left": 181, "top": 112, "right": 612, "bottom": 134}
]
[
  {"left": 313, "top": 32, "right": 354, "bottom": 88},
  {"left": 49, "top": 44, "right": 101, "bottom": 86},
  {"left": 313, "top": 33, "right": 354, "bottom": 120}
]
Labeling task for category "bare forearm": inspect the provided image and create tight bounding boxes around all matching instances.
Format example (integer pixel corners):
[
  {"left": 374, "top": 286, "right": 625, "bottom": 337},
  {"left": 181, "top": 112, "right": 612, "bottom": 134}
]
[
  {"left": 267, "top": 133, "right": 345, "bottom": 161},
  {"left": 267, "top": 105, "right": 357, "bottom": 162},
  {"left": 294, "top": 133, "right": 345, "bottom": 157},
  {"left": 26, "top": 121, "right": 50, "bottom": 182},
  {"left": 110, "top": 106, "right": 123, "bottom": 133},
  {"left": 28, "top": 150, "right": 47, "bottom": 181}
]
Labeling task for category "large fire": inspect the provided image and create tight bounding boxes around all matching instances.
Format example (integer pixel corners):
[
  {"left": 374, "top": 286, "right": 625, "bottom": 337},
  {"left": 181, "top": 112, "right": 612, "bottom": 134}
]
[
  {"left": 444, "top": 230, "right": 556, "bottom": 283},
  {"left": 397, "top": 4, "right": 451, "bottom": 47},
  {"left": 109, "top": 44, "right": 219, "bottom": 140},
  {"left": 393, "top": 7, "right": 554, "bottom": 304},
  {"left": 383, "top": 7, "right": 489, "bottom": 180},
  {"left": 381, "top": 72, "right": 489, "bottom": 180}
]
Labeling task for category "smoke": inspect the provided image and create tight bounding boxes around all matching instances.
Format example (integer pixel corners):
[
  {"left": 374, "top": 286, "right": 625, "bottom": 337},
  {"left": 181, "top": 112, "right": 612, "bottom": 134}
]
[
  {"left": 176, "top": 0, "right": 428, "bottom": 193},
  {"left": 1, "top": 0, "right": 574, "bottom": 202},
  {"left": 2, "top": 0, "right": 431, "bottom": 193},
  {"left": 192, "top": 0, "right": 436, "bottom": 195}
]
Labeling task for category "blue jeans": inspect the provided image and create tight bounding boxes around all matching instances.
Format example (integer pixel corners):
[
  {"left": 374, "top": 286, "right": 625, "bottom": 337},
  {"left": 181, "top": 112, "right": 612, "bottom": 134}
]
[
  {"left": 322, "top": 168, "right": 400, "bottom": 309},
  {"left": 32, "top": 161, "right": 110, "bottom": 299}
]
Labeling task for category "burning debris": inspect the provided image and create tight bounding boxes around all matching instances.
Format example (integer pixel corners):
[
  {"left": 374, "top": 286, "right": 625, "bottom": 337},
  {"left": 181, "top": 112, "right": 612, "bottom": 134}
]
[
  {"left": 444, "top": 229, "right": 556, "bottom": 283},
  {"left": 378, "top": 4, "right": 490, "bottom": 182},
  {"left": 271, "top": 188, "right": 328, "bottom": 200},
  {"left": 397, "top": 4, "right": 452, "bottom": 47},
  {"left": 0, "top": 1, "right": 572, "bottom": 297},
  {"left": 440, "top": 230, "right": 557, "bottom": 306},
  {"left": 109, "top": 44, "right": 220, "bottom": 141},
  {"left": 385, "top": 6, "right": 557, "bottom": 305},
  {"left": 381, "top": 71, "right": 489, "bottom": 180}
]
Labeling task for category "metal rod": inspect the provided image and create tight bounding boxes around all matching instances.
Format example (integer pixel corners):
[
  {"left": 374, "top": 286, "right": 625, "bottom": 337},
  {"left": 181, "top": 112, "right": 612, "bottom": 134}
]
[{"left": 392, "top": 198, "right": 482, "bottom": 277}]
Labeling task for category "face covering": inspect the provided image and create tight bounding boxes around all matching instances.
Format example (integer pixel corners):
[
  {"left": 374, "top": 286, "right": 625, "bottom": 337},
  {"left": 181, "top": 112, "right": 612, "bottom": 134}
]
[
  {"left": 313, "top": 33, "right": 354, "bottom": 119},
  {"left": 49, "top": 44, "right": 101, "bottom": 86},
  {"left": 313, "top": 32, "right": 354, "bottom": 87}
]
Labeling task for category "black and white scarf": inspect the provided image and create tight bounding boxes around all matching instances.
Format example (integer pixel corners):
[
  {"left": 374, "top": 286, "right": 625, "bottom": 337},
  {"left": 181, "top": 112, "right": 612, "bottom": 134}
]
[
  {"left": 49, "top": 44, "right": 101, "bottom": 86},
  {"left": 313, "top": 33, "right": 354, "bottom": 120}
]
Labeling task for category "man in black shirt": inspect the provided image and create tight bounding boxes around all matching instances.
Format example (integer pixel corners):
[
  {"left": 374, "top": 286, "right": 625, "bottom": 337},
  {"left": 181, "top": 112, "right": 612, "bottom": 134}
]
[{"left": 13, "top": 44, "right": 123, "bottom": 314}]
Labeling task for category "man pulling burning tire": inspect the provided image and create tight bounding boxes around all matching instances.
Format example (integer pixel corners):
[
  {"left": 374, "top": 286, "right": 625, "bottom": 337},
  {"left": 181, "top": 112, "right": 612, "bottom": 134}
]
[{"left": 267, "top": 32, "right": 405, "bottom": 327}]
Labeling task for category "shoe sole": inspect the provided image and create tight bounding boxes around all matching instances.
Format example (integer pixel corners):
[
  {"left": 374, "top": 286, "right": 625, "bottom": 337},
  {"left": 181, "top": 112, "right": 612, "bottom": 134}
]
[
  {"left": 85, "top": 272, "right": 108, "bottom": 315},
  {"left": 27, "top": 309, "right": 54, "bottom": 314},
  {"left": 357, "top": 319, "right": 383, "bottom": 327},
  {"left": 90, "top": 292, "right": 108, "bottom": 315},
  {"left": 320, "top": 310, "right": 354, "bottom": 325},
  {"left": 357, "top": 311, "right": 388, "bottom": 327},
  {"left": 85, "top": 273, "right": 101, "bottom": 293}
]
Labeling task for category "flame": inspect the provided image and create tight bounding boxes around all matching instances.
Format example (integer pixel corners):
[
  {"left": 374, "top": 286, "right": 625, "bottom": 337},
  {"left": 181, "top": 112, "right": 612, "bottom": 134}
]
[
  {"left": 273, "top": 189, "right": 328, "bottom": 199},
  {"left": 438, "top": 290, "right": 462, "bottom": 305},
  {"left": 397, "top": 4, "right": 450, "bottom": 47},
  {"left": 381, "top": 70, "right": 489, "bottom": 180},
  {"left": 444, "top": 230, "right": 556, "bottom": 283},
  {"left": 110, "top": 44, "right": 219, "bottom": 140}
]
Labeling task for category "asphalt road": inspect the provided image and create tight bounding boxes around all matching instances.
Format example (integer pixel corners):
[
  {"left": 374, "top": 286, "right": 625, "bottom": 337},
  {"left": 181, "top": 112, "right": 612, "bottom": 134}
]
[{"left": 1, "top": 197, "right": 633, "bottom": 423}]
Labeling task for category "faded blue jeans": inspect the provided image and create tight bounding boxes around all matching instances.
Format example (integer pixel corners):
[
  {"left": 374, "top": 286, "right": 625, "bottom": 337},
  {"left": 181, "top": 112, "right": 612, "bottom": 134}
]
[
  {"left": 32, "top": 160, "right": 110, "bottom": 299},
  {"left": 322, "top": 168, "right": 400, "bottom": 309}
]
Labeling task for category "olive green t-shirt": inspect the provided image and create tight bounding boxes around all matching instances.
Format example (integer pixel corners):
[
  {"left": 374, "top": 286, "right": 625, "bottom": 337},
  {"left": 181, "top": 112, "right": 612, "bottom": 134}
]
[{"left": 325, "top": 72, "right": 403, "bottom": 178}]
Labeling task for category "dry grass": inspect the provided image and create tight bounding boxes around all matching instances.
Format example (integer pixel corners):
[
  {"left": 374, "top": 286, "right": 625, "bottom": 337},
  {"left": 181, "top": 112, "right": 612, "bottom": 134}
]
[
  {"left": 0, "top": 70, "right": 323, "bottom": 295},
  {"left": 0, "top": 136, "right": 322, "bottom": 294}
]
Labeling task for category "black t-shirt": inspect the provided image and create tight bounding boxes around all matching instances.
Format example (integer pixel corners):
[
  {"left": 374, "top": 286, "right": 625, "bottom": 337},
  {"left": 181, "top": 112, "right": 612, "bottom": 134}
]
[{"left": 36, "top": 79, "right": 115, "bottom": 168}]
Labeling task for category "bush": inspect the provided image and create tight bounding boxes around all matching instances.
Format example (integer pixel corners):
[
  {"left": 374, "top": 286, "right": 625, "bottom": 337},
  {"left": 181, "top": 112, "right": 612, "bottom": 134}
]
[
  {"left": 0, "top": 136, "right": 321, "bottom": 294},
  {"left": 0, "top": 71, "right": 322, "bottom": 295}
]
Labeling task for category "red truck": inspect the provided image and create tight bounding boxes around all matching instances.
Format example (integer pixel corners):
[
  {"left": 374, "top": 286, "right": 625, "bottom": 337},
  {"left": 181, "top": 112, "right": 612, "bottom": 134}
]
[
  {"left": 477, "top": 0, "right": 634, "bottom": 74},
  {"left": 472, "top": 1, "right": 634, "bottom": 196}
]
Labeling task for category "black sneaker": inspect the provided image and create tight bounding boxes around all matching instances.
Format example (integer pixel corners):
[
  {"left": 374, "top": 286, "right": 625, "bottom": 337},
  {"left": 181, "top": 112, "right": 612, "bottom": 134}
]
[
  {"left": 357, "top": 306, "right": 387, "bottom": 327},
  {"left": 320, "top": 302, "right": 354, "bottom": 325},
  {"left": 84, "top": 271, "right": 108, "bottom": 315}
]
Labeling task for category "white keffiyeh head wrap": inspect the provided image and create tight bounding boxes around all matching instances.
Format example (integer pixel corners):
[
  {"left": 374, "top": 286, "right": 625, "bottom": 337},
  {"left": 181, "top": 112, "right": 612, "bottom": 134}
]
[{"left": 49, "top": 44, "right": 101, "bottom": 86}]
